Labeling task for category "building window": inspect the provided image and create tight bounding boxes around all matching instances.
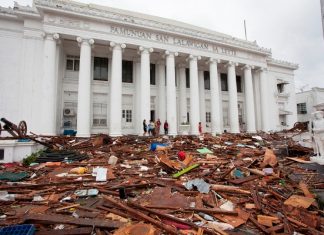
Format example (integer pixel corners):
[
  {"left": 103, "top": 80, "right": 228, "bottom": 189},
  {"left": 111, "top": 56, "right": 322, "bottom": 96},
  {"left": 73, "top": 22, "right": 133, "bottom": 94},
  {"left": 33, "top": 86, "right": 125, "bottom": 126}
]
[
  {"left": 0, "top": 149, "right": 4, "bottom": 160},
  {"left": 66, "top": 56, "right": 79, "bottom": 71},
  {"left": 297, "top": 103, "right": 307, "bottom": 114},
  {"left": 236, "top": 76, "right": 242, "bottom": 93},
  {"left": 126, "top": 110, "right": 132, "bottom": 122},
  {"left": 122, "top": 109, "right": 132, "bottom": 122},
  {"left": 93, "top": 103, "right": 107, "bottom": 126},
  {"left": 186, "top": 68, "right": 190, "bottom": 88},
  {"left": 150, "top": 64, "right": 156, "bottom": 85},
  {"left": 206, "top": 112, "right": 211, "bottom": 123},
  {"left": 122, "top": 60, "right": 133, "bottom": 83},
  {"left": 94, "top": 57, "right": 108, "bottom": 81},
  {"left": 221, "top": 73, "right": 228, "bottom": 91},
  {"left": 204, "top": 71, "right": 210, "bottom": 90},
  {"left": 277, "top": 83, "right": 285, "bottom": 93}
]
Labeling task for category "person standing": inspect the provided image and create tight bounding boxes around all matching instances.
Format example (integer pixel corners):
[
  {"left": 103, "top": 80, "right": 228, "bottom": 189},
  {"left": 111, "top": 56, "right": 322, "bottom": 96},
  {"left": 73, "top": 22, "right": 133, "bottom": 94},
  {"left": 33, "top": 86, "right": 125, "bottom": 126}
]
[
  {"left": 156, "top": 119, "right": 161, "bottom": 135},
  {"left": 148, "top": 120, "right": 153, "bottom": 136},
  {"left": 164, "top": 120, "right": 169, "bottom": 135},
  {"left": 143, "top": 119, "right": 147, "bottom": 136},
  {"left": 150, "top": 120, "right": 156, "bottom": 136},
  {"left": 198, "top": 122, "right": 202, "bottom": 135}
]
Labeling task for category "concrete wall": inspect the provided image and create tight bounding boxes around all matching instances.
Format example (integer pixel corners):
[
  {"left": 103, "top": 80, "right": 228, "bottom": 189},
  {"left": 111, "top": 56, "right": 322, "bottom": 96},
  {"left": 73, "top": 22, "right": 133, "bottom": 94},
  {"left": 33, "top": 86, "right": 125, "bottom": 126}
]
[{"left": 0, "top": 19, "right": 23, "bottom": 129}]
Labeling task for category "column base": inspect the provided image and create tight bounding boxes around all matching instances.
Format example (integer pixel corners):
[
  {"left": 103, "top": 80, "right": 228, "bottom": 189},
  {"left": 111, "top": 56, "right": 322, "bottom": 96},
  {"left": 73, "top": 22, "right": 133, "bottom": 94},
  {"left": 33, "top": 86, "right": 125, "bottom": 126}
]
[
  {"left": 41, "top": 132, "right": 57, "bottom": 136},
  {"left": 246, "top": 130, "right": 257, "bottom": 134},
  {"left": 168, "top": 132, "right": 177, "bottom": 136},
  {"left": 109, "top": 133, "right": 123, "bottom": 137},
  {"left": 212, "top": 132, "right": 222, "bottom": 136},
  {"left": 229, "top": 130, "right": 240, "bottom": 134},
  {"left": 190, "top": 131, "right": 200, "bottom": 135},
  {"left": 76, "top": 133, "right": 91, "bottom": 138}
]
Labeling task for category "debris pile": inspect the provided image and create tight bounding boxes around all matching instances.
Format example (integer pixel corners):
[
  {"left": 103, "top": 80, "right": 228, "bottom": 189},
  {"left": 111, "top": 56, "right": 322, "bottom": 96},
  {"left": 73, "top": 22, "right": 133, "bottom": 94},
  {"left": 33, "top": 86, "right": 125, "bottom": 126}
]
[{"left": 0, "top": 132, "right": 323, "bottom": 235}]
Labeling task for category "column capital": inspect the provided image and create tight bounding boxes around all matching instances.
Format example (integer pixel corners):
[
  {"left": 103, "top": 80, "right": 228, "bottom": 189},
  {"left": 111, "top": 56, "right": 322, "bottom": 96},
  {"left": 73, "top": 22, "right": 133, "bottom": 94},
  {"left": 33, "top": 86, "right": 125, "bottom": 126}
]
[
  {"left": 138, "top": 46, "right": 154, "bottom": 54},
  {"left": 76, "top": 37, "right": 95, "bottom": 47},
  {"left": 207, "top": 58, "right": 221, "bottom": 65},
  {"left": 165, "top": 50, "right": 178, "bottom": 57},
  {"left": 225, "top": 61, "right": 238, "bottom": 68},
  {"left": 187, "top": 54, "right": 201, "bottom": 61},
  {"left": 43, "top": 32, "right": 60, "bottom": 41},
  {"left": 242, "top": 64, "right": 255, "bottom": 70},
  {"left": 257, "top": 67, "right": 268, "bottom": 72},
  {"left": 110, "top": 42, "right": 126, "bottom": 49}
]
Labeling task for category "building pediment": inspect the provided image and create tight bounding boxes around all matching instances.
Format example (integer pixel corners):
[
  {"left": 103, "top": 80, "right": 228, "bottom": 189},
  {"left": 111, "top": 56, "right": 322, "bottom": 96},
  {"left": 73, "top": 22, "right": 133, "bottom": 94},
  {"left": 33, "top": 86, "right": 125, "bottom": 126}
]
[{"left": 34, "top": 0, "right": 271, "bottom": 56}]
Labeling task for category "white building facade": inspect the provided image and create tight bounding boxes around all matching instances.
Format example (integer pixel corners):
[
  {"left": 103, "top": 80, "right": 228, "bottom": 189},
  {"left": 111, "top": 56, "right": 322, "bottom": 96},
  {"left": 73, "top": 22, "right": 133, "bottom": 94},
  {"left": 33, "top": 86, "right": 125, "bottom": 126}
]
[
  {"left": 296, "top": 87, "right": 324, "bottom": 123},
  {"left": 0, "top": 0, "right": 298, "bottom": 137}
]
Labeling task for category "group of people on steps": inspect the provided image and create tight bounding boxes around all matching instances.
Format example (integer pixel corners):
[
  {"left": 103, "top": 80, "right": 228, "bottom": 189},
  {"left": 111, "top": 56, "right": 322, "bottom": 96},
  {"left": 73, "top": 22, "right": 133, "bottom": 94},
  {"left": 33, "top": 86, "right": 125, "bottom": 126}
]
[
  {"left": 143, "top": 119, "right": 203, "bottom": 136},
  {"left": 143, "top": 119, "right": 168, "bottom": 136}
]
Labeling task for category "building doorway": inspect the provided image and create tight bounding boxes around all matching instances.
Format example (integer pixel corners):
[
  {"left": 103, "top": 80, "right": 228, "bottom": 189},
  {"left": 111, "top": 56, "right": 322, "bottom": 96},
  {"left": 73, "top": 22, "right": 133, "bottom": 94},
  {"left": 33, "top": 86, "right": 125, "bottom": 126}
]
[{"left": 150, "top": 110, "right": 155, "bottom": 121}]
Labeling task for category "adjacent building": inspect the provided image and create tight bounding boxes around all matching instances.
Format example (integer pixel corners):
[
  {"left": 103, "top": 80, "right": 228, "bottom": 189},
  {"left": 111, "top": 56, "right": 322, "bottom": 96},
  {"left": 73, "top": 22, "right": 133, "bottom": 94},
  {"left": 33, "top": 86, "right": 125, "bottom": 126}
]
[
  {"left": 296, "top": 87, "right": 324, "bottom": 122},
  {"left": 0, "top": 0, "right": 298, "bottom": 137}
]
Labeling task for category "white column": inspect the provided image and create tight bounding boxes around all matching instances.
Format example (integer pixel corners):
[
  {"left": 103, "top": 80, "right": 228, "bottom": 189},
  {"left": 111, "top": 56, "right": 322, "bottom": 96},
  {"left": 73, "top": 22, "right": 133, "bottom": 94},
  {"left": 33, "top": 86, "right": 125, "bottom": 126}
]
[
  {"left": 165, "top": 51, "right": 178, "bottom": 135},
  {"left": 157, "top": 61, "right": 166, "bottom": 131},
  {"left": 139, "top": 46, "right": 153, "bottom": 131},
  {"left": 209, "top": 59, "right": 222, "bottom": 134},
  {"left": 42, "top": 33, "right": 59, "bottom": 135},
  {"left": 76, "top": 37, "right": 94, "bottom": 137},
  {"left": 178, "top": 65, "right": 187, "bottom": 124},
  {"left": 109, "top": 42, "right": 126, "bottom": 136},
  {"left": 198, "top": 70, "right": 206, "bottom": 131},
  {"left": 259, "top": 68, "right": 270, "bottom": 131},
  {"left": 189, "top": 55, "right": 201, "bottom": 135},
  {"left": 134, "top": 60, "right": 141, "bottom": 134},
  {"left": 227, "top": 61, "right": 240, "bottom": 133},
  {"left": 243, "top": 65, "right": 256, "bottom": 133}
]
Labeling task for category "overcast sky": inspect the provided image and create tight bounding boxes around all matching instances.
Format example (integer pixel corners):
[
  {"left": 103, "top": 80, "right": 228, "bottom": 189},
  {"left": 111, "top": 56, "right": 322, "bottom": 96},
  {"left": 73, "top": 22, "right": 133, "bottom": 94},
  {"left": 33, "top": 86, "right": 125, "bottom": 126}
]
[{"left": 2, "top": 0, "right": 324, "bottom": 91}]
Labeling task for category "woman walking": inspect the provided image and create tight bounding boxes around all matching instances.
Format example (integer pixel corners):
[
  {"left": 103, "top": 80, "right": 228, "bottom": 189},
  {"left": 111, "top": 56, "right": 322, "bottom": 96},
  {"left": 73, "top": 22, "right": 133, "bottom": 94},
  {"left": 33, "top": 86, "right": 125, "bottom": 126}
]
[{"left": 143, "top": 119, "right": 147, "bottom": 136}]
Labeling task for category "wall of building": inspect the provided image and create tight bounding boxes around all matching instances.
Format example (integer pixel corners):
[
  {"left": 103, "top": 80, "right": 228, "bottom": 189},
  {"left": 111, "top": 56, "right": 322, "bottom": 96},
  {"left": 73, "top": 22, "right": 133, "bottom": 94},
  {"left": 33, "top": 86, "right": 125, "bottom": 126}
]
[
  {"left": 268, "top": 64, "right": 297, "bottom": 129},
  {"left": 0, "top": 19, "right": 23, "bottom": 129}
]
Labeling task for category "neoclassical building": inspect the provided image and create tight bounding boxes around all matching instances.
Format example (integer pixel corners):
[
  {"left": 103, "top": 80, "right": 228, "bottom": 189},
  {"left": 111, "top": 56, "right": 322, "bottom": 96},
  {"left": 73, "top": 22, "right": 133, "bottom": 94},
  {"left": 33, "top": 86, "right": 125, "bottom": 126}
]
[{"left": 0, "top": 0, "right": 298, "bottom": 137}]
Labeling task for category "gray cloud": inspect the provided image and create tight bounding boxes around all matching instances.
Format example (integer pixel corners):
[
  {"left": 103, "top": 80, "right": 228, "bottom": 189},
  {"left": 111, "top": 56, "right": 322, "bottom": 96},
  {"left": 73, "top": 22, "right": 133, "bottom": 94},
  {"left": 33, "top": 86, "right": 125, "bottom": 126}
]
[{"left": 2, "top": 0, "right": 323, "bottom": 90}]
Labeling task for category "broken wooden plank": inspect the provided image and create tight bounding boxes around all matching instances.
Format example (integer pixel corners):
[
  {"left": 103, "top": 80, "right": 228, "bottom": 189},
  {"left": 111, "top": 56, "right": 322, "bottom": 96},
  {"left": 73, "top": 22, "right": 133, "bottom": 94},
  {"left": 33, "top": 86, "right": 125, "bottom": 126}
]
[
  {"left": 103, "top": 195, "right": 179, "bottom": 235},
  {"left": 23, "top": 213, "right": 124, "bottom": 229},
  {"left": 252, "top": 190, "right": 262, "bottom": 210},
  {"left": 36, "top": 227, "right": 93, "bottom": 235},
  {"left": 249, "top": 215, "right": 270, "bottom": 234},
  {"left": 55, "top": 203, "right": 80, "bottom": 212},
  {"left": 129, "top": 202, "right": 218, "bottom": 235},
  {"left": 228, "top": 175, "right": 260, "bottom": 185},
  {"left": 210, "top": 184, "right": 250, "bottom": 194},
  {"left": 184, "top": 207, "right": 238, "bottom": 216}
]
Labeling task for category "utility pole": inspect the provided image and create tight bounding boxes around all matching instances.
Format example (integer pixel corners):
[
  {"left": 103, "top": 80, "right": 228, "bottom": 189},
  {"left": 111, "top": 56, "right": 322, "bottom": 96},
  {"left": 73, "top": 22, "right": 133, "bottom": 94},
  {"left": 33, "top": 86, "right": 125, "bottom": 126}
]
[
  {"left": 321, "top": 0, "right": 324, "bottom": 39},
  {"left": 244, "top": 20, "right": 248, "bottom": 40}
]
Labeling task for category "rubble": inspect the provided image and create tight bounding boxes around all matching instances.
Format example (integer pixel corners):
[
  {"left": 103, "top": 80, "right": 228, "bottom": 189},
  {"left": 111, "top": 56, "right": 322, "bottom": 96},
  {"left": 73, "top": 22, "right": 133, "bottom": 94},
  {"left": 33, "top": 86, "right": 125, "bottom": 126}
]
[{"left": 0, "top": 130, "right": 323, "bottom": 234}]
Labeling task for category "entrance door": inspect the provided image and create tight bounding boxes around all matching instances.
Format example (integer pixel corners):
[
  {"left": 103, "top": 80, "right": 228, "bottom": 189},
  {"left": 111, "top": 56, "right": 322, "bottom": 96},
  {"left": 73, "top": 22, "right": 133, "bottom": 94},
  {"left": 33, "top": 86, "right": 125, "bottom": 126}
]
[{"left": 150, "top": 110, "right": 155, "bottom": 122}]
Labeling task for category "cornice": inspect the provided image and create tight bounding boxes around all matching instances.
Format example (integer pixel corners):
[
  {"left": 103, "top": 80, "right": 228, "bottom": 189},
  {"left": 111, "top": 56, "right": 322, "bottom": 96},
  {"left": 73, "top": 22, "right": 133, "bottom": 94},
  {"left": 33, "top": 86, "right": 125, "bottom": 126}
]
[
  {"left": 0, "top": 6, "right": 19, "bottom": 19},
  {"left": 267, "top": 58, "right": 298, "bottom": 70},
  {"left": 0, "top": 2, "right": 40, "bottom": 20},
  {"left": 34, "top": 0, "right": 271, "bottom": 56}
]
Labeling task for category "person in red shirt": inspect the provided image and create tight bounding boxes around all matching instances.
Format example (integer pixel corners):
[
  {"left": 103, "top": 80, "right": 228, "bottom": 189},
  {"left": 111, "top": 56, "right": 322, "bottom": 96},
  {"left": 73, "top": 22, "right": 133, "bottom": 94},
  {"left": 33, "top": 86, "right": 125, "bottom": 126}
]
[
  {"left": 198, "top": 122, "right": 202, "bottom": 135},
  {"left": 164, "top": 120, "right": 169, "bottom": 135}
]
